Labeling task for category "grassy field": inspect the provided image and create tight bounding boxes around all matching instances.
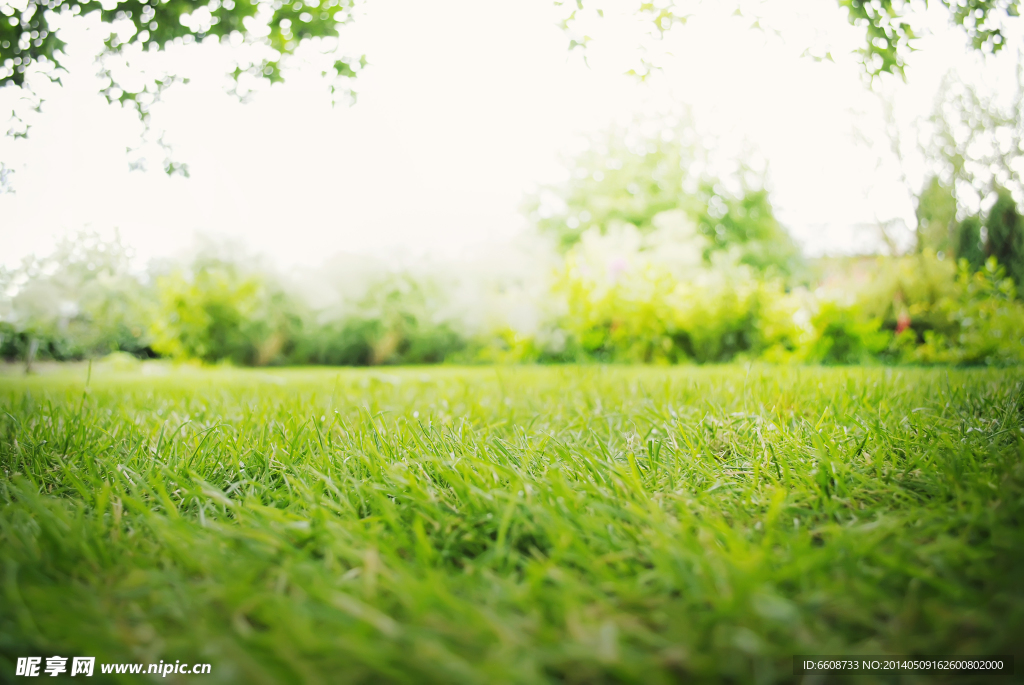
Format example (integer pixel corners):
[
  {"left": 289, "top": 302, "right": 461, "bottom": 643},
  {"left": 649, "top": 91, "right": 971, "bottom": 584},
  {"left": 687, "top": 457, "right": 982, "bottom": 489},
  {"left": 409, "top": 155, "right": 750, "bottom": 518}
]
[{"left": 1, "top": 364, "right": 1022, "bottom": 684}]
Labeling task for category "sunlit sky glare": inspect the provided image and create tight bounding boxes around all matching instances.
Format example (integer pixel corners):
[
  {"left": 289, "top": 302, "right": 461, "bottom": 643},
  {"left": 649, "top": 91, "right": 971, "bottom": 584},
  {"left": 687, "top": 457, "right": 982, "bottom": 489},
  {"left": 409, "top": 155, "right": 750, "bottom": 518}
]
[{"left": 0, "top": 0, "right": 1020, "bottom": 269}]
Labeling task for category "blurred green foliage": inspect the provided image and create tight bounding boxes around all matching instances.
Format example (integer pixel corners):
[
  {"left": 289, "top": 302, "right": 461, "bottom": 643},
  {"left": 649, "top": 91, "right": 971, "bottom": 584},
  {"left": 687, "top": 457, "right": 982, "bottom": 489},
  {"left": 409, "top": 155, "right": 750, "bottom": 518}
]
[
  {"left": 949, "top": 186, "right": 1024, "bottom": 290},
  {"left": 915, "top": 176, "right": 957, "bottom": 254},
  {"left": 928, "top": 65, "right": 1023, "bottom": 210},
  {"left": 4, "top": 209, "right": 1024, "bottom": 370},
  {"left": 839, "top": 0, "right": 1020, "bottom": 78},
  {"left": 563, "top": 0, "right": 1021, "bottom": 80},
  {"left": 814, "top": 252, "right": 1024, "bottom": 367},
  {"left": 855, "top": 251, "right": 960, "bottom": 341},
  {"left": 500, "top": 225, "right": 803, "bottom": 364},
  {"left": 289, "top": 272, "right": 466, "bottom": 366},
  {"left": 0, "top": 232, "right": 152, "bottom": 367},
  {"left": 149, "top": 257, "right": 296, "bottom": 365},
  {"left": 985, "top": 187, "right": 1024, "bottom": 288},
  {"left": 0, "top": 0, "right": 361, "bottom": 90},
  {"left": 527, "top": 122, "right": 806, "bottom": 283},
  {"left": 955, "top": 215, "right": 987, "bottom": 270},
  {"left": 910, "top": 258, "right": 1024, "bottom": 366},
  {"left": 798, "top": 302, "right": 890, "bottom": 365},
  {"left": 149, "top": 256, "right": 466, "bottom": 367}
]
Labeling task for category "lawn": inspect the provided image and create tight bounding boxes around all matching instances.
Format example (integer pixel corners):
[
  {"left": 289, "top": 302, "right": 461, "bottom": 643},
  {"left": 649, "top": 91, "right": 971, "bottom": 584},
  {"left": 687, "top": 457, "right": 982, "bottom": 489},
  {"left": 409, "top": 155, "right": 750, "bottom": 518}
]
[{"left": 1, "top": 365, "right": 1022, "bottom": 683}]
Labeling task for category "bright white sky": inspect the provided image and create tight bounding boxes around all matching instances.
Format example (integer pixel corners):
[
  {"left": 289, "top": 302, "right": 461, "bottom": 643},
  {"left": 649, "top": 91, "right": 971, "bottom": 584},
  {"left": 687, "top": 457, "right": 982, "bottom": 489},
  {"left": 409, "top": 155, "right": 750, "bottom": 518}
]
[{"left": 0, "top": 0, "right": 1019, "bottom": 268}]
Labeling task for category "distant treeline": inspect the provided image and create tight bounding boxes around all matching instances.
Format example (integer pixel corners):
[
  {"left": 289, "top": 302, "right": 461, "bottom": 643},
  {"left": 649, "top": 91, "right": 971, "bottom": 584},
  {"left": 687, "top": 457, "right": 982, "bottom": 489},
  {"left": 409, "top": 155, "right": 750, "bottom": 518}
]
[
  {"left": 4, "top": 115, "right": 1024, "bottom": 369},
  {"left": 2, "top": 209, "right": 1023, "bottom": 370}
]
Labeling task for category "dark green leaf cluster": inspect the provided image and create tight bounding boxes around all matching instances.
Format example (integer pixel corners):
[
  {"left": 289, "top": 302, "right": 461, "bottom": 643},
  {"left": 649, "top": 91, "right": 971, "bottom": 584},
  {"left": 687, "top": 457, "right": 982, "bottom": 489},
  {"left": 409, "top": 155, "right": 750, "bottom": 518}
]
[
  {"left": 837, "top": 0, "right": 919, "bottom": 77},
  {"left": 983, "top": 187, "right": 1024, "bottom": 287},
  {"left": 839, "top": 0, "right": 1019, "bottom": 77},
  {"left": 0, "top": 0, "right": 65, "bottom": 87},
  {"left": 0, "top": 0, "right": 359, "bottom": 89},
  {"left": 951, "top": 187, "right": 1024, "bottom": 287},
  {"left": 955, "top": 214, "right": 986, "bottom": 269},
  {"left": 565, "top": 0, "right": 1020, "bottom": 79},
  {"left": 769, "top": 0, "right": 1019, "bottom": 78}
]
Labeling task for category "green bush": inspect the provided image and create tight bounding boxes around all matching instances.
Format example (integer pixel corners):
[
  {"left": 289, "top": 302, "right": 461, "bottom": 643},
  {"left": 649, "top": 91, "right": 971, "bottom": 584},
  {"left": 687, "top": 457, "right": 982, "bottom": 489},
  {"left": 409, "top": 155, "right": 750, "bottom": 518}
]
[
  {"left": 915, "top": 176, "right": 957, "bottom": 254},
  {"left": 807, "top": 252, "right": 1024, "bottom": 367},
  {"left": 799, "top": 301, "right": 890, "bottom": 365},
  {"left": 508, "top": 226, "right": 804, "bottom": 364},
  {"left": 292, "top": 317, "right": 465, "bottom": 366},
  {"left": 5, "top": 229, "right": 1022, "bottom": 370},
  {"left": 854, "top": 251, "right": 960, "bottom": 344},
  {"left": 910, "top": 258, "right": 1024, "bottom": 366},
  {"left": 150, "top": 259, "right": 297, "bottom": 365},
  {"left": 289, "top": 272, "right": 468, "bottom": 366},
  {"left": 0, "top": 322, "right": 30, "bottom": 361}
]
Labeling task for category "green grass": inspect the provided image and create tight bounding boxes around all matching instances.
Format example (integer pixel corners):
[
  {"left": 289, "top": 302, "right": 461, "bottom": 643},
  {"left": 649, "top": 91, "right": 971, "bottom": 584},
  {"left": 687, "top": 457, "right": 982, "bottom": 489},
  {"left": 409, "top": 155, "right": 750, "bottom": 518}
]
[{"left": 1, "top": 365, "right": 1022, "bottom": 684}]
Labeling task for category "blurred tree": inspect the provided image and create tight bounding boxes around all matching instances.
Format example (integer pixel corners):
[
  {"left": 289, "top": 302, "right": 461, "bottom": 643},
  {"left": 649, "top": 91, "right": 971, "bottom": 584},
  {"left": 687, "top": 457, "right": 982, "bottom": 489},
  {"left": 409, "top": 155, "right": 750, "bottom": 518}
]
[
  {"left": 836, "top": 0, "right": 1020, "bottom": 78},
  {"left": 955, "top": 214, "right": 987, "bottom": 269},
  {"left": 915, "top": 176, "right": 957, "bottom": 254},
  {"left": 528, "top": 120, "right": 805, "bottom": 280},
  {"left": 719, "top": 188, "right": 806, "bottom": 277},
  {"left": 984, "top": 187, "right": 1024, "bottom": 287},
  {"left": 0, "top": 231, "right": 152, "bottom": 369},
  {"left": 928, "top": 61, "right": 1023, "bottom": 210}
]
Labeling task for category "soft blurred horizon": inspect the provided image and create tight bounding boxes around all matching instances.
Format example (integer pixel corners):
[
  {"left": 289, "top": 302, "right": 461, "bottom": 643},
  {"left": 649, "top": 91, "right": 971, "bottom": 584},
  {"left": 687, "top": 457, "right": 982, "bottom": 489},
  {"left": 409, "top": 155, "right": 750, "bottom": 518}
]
[{"left": 2, "top": 0, "right": 1022, "bottom": 270}]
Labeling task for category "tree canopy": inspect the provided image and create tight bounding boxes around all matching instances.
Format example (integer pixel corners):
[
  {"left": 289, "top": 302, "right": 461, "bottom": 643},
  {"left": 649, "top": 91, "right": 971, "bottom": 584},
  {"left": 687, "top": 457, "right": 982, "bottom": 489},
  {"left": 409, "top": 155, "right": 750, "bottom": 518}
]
[
  {"left": 527, "top": 118, "right": 806, "bottom": 280},
  {"left": 2, "top": 0, "right": 1020, "bottom": 103},
  {"left": 0, "top": 0, "right": 359, "bottom": 91},
  {"left": 559, "top": 0, "right": 1021, "bottom": 79},
  {"left": 837, "top": 0, "right": 1020, "bottom": 78}
]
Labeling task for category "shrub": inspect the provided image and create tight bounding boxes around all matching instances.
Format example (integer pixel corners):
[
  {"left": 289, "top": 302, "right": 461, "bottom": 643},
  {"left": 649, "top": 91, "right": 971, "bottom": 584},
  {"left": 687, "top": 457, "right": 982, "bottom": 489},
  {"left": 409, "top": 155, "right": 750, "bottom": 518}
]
[
  {"left": 530, "top": 224, "right": 803, "bottom": 363},
  {"left": 288, "top": 271, "right": 468, "bottom": 366},
  {"left": 910, "top": 258, "right": 1024, "bottom": 366},
  {"left": 854, "top": 251, "right": 960, "bottom": 345},
  {"left": 800, "top": 301, "right": 890, "bottom": 365},
  {"left": 150, "top": 260, "right": 297, "bottom": 365}
]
